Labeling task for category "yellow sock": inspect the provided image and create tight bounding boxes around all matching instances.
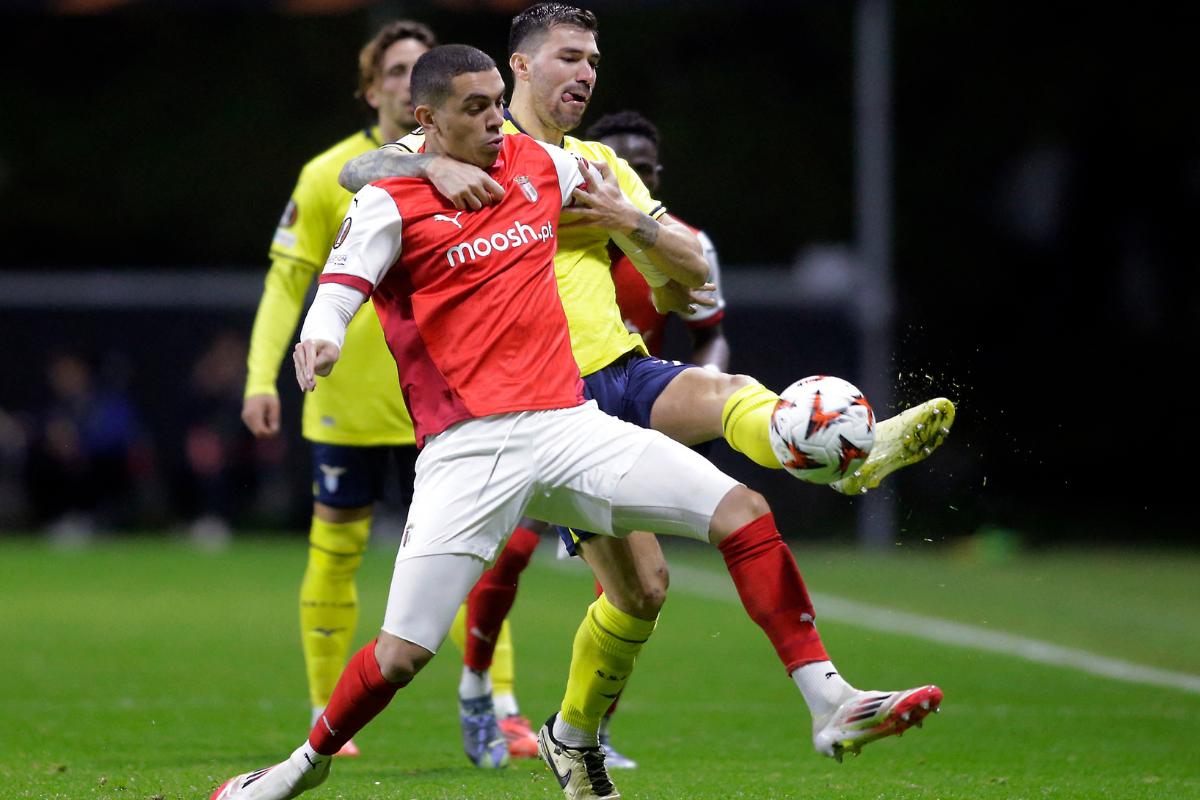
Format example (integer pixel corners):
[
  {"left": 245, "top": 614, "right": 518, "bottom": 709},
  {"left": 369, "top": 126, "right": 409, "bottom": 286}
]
[
  {"left": 492, "top": 620, "right": 515, "bottom": 698},
  {"left": 722, "top": 383, "right": 784, "bottom": 469},
  {"left": 560, "top": 594, "right": 657, "bottom": 732},
  {"left": 299, "top": 515, "right": 370, "bottom": 709}
]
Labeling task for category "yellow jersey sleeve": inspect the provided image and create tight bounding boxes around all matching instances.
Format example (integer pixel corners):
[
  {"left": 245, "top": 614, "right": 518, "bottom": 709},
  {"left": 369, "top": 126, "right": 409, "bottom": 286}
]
[{"left": 245, "top": 128, "right": 416, "bottom": 446}]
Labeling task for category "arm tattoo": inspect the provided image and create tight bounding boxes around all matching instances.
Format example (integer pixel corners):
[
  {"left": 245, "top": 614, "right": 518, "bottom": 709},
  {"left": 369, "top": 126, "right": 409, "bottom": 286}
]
[
  {"left": 629, "top": 214, "right": 660, "bottom": 250},
  {"left": 338, "top": 151, "right": 434, "bottom": 192}
]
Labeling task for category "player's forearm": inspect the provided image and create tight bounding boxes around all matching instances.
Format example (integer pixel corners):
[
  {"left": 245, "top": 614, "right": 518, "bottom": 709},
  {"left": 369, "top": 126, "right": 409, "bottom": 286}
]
[
  {"left": 615, "top": 216, "right": 708, "bottom": 288},
  {"left": 339, "top": 149, "right": 434, "bottom": 192},
  {"left": 245, "top": 258, "right": 315, "bottom": 396},
  {"left": 300, "top": 283, "right": 364, "bottom": 351}
]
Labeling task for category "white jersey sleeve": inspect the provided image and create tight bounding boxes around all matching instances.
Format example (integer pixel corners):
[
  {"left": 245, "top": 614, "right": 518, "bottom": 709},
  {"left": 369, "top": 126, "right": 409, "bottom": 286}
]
[
  {"left": 300, "top": 283, "right": 363, "bottom": 349},
  {"left": 534, "top": 139, "right": 591, "bottom": 208},
  {"left": 685, "top": 230, "right": 727, "bottom": 324},
  {"left": 299, "top": 183, "right": 404, "bottom": 347}
]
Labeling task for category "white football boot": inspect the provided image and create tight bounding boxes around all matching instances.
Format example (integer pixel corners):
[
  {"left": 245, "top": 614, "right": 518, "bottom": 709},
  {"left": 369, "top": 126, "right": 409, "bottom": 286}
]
[
  {"left": 813, "top": 685, "right": 943, "bottom": 762},
  {"left": 209, "top": 745, "right": 331, "bottom": 800},
  {"left": 831, "top": 398, "right": 955, "bottom": 495},
  {"left": 537, "top": 715, "right": 621, "bottom": 800}
]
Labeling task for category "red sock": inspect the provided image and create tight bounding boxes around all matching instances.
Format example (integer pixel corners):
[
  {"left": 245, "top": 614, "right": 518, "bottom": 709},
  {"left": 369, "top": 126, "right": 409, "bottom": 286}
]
[
  {"left": 464, "top": 526, "right": 540, "bottom": 671},
  {"left": 717, "top": 513, "right": 828, "bottom": 673},
  {"left": 308, "top": 640, "right": 408, "bottom": 756}
]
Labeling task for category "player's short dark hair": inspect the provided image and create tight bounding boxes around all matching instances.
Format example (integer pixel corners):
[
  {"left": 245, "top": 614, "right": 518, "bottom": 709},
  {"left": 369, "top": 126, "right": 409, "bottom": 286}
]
[
  {"left": 356, "top": 20, "right": 438, "bottom": 101},
  {"left": 411, "top": 45, "right": 498, "bottom": 108},
  {"left": 508, "top": 3, "right": 599, "bottom": 57},
  {"left": 585, "top": 110, "right": 661, "bottom": 147}
]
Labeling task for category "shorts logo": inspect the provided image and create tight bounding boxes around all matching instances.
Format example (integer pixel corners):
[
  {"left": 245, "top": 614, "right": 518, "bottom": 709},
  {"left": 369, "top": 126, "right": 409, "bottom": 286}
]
[
  {"left": 279, "top": 198, "right": 299, "bottom": 228},
  {"left": 514, "top": 175, "right": 538, "bottom": 203},
  {"left": 401, "top": 523, "right": 413, "bottom": 548},
  {"left": 332, "top": 217, "right": 352, "bottom": 249},
  {"left": 319, "top": 464, "right": 347, "bottom": 494}
]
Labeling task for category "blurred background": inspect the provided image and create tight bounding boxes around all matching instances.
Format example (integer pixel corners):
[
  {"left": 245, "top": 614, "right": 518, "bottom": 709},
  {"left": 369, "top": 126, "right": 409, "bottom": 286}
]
[{"left": 1, "top": 0, "right": 1196, "bottom": 549}]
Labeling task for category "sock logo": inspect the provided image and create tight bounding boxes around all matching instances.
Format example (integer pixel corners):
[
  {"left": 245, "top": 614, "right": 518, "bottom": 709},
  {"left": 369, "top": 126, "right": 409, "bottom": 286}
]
[
  {"left": 312, "top": 627, "right": 346, "bottom": 637},
  {"left": 825, "top": 671, "right": 839, "bottom": 679},
  {"left": 468, "top": 626, "right": 495, "bottom": 644}
]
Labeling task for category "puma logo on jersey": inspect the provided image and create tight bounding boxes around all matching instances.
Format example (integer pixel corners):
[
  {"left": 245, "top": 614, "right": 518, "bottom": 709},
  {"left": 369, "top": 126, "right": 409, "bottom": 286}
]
[{"left": 433, "top": 211, "right": 464, "bottom": 229}]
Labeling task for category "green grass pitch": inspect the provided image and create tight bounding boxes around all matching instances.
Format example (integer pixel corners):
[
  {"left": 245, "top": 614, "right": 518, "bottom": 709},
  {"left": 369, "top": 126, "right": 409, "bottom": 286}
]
[{"left": 1, "top": 535, "right": 1198, "bottom": 799}]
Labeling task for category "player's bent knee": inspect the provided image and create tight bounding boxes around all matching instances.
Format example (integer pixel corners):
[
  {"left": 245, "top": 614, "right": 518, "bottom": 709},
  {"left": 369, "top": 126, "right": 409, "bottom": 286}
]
[
  {"left": 708, "top": 485, "right": 771, "bottom": 544},
  {"left": 374, "top": 634, "right": 434, "bottom": 684}
]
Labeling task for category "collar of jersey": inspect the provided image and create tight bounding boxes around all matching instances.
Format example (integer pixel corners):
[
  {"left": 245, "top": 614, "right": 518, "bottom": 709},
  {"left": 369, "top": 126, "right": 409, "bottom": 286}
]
[{"left": 503, "top": 107, "right": 564, "bottom": 147}]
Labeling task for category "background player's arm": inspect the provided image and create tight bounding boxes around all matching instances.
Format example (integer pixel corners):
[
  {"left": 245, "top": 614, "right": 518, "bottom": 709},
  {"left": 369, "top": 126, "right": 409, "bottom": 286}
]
[
  {"left": 339, "top": 145, "right": 504, "bottom": 211},
  {"left": 242, "top": 256, "right": 316, "bottom": 434},
  {"left": 687, "top": 323, "right": 730, "bottom": 372},
  {"left": 565, "top": 159, "right": 707, "bottom": 288},
  {"left": 296, "top": 184, "right": 405, "bottom": 391}
]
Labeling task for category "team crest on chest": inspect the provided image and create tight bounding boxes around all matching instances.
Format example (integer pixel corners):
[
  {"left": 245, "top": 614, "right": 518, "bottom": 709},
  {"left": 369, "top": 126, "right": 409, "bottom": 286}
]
[{"left": 514, "top": 175, "right": 538, "bottom": 203}]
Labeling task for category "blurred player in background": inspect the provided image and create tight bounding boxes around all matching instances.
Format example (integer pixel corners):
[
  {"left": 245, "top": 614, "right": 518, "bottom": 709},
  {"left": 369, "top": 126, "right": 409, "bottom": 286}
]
[
  {"left": 340, "top": 6, "right": 953, "bottom": 796},
  {"left": 240, "top": 20, "right": 533, "bottom": 765},
  {"left": 589, "top": 109, "right": 728, "bottom": 372}
]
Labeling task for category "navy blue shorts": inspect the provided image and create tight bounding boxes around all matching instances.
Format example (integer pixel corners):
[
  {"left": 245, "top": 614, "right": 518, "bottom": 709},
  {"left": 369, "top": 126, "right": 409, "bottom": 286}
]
[
  {"left": 311, "top": 443, "right": 417, "bottom": 509},
  {"left": 557, "top": 352, "right": 695, "bottom": 555}
]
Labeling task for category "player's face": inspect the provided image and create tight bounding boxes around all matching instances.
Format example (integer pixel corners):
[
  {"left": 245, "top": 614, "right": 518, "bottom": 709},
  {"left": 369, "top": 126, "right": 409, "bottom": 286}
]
[
  {"left": 599, "top": 132, "right": 661, "bottom": 194},
  {"left": 524, "top": 25, "right": 600, "bottom": 135},
  {"left": 425, "top": 69, "right": 507, "bottom": 169},
  {"left": 367, "top": 37, "right": 431, "bottom": 131}
]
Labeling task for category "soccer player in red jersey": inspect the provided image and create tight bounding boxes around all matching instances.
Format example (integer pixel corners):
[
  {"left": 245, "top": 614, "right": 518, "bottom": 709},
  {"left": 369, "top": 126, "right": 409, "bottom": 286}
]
[
  {"left": 336, "top": 8, "right": 952, "bottom": 798},
  {"left": 210, "top": 45, "right": 942, "bottom": 800}
]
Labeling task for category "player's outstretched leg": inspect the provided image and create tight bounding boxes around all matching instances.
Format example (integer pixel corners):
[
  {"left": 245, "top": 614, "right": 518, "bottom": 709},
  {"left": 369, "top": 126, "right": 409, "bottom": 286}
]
[
  {"left": 831, "top": 398, "right": 955, "bottom": 495},
  {"left": 210, "top": 743, "right": 331, "bottom": 800},
  {"left": 811, "top": 684, "right": 943, "bottom": 762},
  {"left": 710, "top": 486, "right": 944, "bottom": 760},
  {"left": 212, "top": 552, "right": 484, "bottom": 798}
]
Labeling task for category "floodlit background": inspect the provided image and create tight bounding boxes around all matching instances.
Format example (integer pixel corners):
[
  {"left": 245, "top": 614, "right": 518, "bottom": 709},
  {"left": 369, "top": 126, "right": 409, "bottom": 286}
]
[{"left": 2, "top": 0, "right": 1197, "bottom": 545}]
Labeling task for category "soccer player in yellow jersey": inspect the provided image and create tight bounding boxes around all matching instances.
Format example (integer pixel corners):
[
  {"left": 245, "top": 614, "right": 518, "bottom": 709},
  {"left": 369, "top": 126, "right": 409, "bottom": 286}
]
[
  {"left": 241, "top": 20, "right": 534, "bottom": 767},
  {"left": 340, "top": 5, "right": 954, "bottom": 797}
]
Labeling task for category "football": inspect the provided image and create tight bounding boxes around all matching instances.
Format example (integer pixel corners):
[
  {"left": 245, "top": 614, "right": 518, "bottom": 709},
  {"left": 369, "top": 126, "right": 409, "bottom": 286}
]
[{"left": 769, "top": 375, "right": 875, "bottom": 484}]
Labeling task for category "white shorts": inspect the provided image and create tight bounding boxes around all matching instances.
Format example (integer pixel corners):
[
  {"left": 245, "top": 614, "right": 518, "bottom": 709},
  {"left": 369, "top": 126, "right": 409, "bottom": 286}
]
[
  {"left": 398, "top": 401, "right": 739, "bottom": 563},
  {"left": 380, "top": 401, "right": 739, "bottom": 647}
]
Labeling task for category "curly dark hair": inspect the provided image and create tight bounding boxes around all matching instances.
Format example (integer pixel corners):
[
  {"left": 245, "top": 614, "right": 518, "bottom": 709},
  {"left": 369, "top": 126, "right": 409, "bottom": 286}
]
[{"left": 584, "top": 110, "right": 660, "bottom": 146}]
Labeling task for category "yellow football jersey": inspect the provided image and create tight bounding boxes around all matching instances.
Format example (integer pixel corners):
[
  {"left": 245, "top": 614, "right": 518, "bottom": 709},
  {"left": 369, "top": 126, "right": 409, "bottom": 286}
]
[
  {"left": 245, "top": 127, "right": 416, "bottom": 446},
  {"left": 391, "top": 119, "right": 666, "bottom": 377}
]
